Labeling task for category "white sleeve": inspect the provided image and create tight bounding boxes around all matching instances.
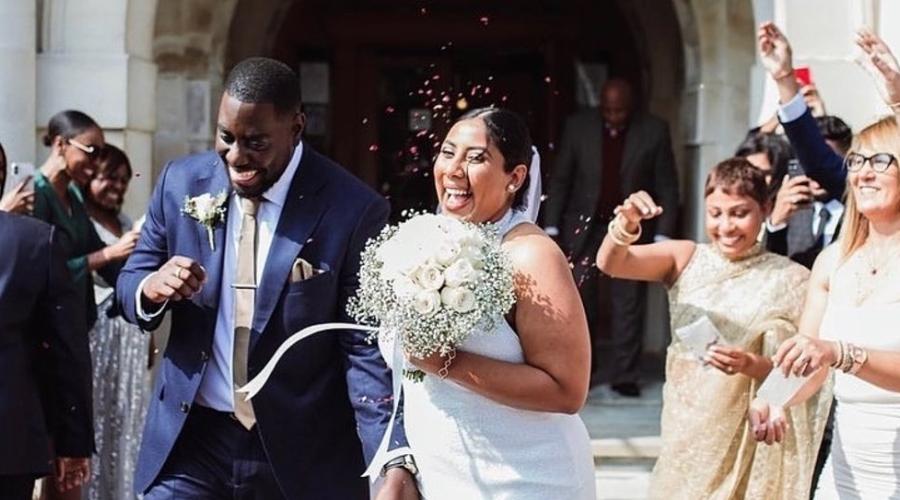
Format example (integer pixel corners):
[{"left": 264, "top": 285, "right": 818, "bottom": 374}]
[
  {"left": 136, "top": 272, "right": 169, "bottom": 321},
  {"left": 777, "top": 92, "right": 808, "bottom": 124}
]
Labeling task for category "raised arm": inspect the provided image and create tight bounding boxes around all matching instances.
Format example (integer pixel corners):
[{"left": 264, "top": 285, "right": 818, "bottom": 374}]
[
  {"left": 757, "top": 21, "right": 846, "bottom": 199},
  {"left": 595, "top": 190, "right": 695, "bottom": 285},
  {"left": 856, "top": 27, "right": 900, "bottom": 116},
  {"left": 408, "top": 226, "right": 591, "bottom": 414}
]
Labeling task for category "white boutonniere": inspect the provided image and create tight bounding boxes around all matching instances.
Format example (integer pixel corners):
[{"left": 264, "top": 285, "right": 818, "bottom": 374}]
[{"left": 182, "top": 191, "right": 228, "bottom": 251}]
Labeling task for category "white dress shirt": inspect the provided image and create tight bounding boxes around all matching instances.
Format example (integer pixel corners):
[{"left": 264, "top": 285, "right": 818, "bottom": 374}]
[
  {"left": 813, "top": 199, "right": 844, "bottom": 246},
  {"left": 138, "top": 143, "right": 304, "bottom": 411}
]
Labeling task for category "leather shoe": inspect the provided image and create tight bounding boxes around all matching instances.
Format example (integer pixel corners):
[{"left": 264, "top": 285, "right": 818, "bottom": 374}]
[{"left": 611, "top": 382, "right": 641, "bottom": 397}]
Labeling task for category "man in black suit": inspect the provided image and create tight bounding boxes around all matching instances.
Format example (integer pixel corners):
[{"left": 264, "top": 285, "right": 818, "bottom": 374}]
[
  {"left": 545, "top": 78, "right": 679, "bottom": 396},
  {"left": 0, "top": 212, "right": 93, "bottom": 499}
]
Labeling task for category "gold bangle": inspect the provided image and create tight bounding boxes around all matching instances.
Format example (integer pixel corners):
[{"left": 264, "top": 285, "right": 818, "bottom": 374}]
[{"left": 608, "top": 216, "right": 642, "bottom": 246}]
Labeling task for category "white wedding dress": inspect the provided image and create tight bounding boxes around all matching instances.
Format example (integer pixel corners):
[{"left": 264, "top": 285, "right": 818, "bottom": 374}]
[
  {"left": 384, "top": 211, "right": 596, "bottom": 500},
  {"left": 815, "top": 301, "right": 900, "bottom": 499}
]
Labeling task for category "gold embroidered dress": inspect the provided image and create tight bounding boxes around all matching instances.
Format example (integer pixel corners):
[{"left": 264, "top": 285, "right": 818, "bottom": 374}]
[{"left": 649, "top": 243, "right": 830, "bottom": 499}]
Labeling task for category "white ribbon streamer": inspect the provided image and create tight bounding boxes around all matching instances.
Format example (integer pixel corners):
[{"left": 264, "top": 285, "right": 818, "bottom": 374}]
[{"left": 236, "top": 322, "right": 403, "bottom": 478}]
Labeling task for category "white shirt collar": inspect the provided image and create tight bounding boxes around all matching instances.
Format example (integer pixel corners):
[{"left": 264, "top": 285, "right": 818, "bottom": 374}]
[
  {"left": 259, "top": 142, "right": 304, "bottom": 208},
  {"left": 815, "top": 199, "right": 844, "bottom": 215}
]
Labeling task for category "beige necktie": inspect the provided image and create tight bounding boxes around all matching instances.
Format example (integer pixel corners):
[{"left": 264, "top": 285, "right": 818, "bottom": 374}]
[{"left": 233, "top": 196, "right": 260, "bottom": 429}]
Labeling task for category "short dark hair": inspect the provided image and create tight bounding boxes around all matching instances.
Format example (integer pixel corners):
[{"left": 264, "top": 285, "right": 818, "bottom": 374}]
[
  {"left": 43, "top": 110, "right": 100, "bottom": 147},
  {"left": 94, "top": 144, "right": 132, "bottom": 179},
  {"left": 223, "top": 57, "right": 301, "bottom": 115},
  {"left": 705, "top": 157, "right": 769, "bottom": 207},
  {"left": 457, "top": 107, "right": 534, "bottom": 210},
  {"left": 735, "top": 131, "right": 794, "bottom": 195},
  {"left": 816, "top": 115, "right": 853, "bottom": 155}
]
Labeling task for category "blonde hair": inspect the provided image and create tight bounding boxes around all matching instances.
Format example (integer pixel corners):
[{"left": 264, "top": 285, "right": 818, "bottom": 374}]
[{"left": 839, "top": 115, "right": 900, "bottom": 259}]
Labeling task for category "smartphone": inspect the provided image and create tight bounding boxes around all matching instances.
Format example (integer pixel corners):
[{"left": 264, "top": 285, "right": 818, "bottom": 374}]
[
  {"left": 5, "top": 162, "right": 35, "bottom": 195},
  {"left": 786, "top": 159, "right": 806, "bottom": 178},
  {"left": 794, "top": 66, "right": 813, "bottom": 87}
]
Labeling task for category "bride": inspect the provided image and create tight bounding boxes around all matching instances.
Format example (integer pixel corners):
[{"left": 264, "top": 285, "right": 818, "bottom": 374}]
[{"left": 390, "top": 107, "right": 596, "bottom": 499}]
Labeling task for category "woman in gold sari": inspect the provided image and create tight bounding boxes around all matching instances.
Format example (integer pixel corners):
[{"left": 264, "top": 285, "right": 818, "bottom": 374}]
[{"left": 596, "top": 158, "right": 830, "bottom": 499}]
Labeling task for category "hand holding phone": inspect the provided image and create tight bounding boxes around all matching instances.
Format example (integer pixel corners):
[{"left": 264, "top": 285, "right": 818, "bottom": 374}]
[{"left": 0, "top": 163, "right": 36, "bottom": 215}]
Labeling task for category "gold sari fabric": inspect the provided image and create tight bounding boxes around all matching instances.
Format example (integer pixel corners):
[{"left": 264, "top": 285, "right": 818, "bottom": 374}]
[{"left": 649, "top": 244, "right": 831, "bottom": 499}]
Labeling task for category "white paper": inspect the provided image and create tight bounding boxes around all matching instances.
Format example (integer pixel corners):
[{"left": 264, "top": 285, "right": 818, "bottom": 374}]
[
  {"left": 757, "top": 369, "right": 810, "bottom": 407},
  {"left": 674, "top": 315, "right": 722, "bottom": 361}
]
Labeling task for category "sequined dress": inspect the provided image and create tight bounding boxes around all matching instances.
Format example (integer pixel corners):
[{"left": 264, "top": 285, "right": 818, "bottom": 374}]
[
  {"left": 650, "top": 243, "right": 830, "bottom": 499},
  {"left": 85, "top": 213, "right": 151, "bottom": 500},
  {"left": 385, "top": 211, "right": 596, "bottom": 500}
]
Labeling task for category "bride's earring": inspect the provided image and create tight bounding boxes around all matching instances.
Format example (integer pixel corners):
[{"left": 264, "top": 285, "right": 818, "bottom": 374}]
[{"left": 507, "top": 184, "right": 516, "bottom": 192}]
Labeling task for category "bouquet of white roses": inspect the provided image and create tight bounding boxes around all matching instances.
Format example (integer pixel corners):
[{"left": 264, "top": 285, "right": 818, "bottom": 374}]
[{"left": 348, "top": 213, "right": 516, "bottom": 379}]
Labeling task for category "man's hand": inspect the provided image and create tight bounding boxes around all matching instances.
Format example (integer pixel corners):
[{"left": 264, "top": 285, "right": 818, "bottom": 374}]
[
  {"left": 856, "top": 27, "right": 900, "bottom": 109},
  {"left": 758, "top": 22, "right": 794, "bottom": 79},
  {"left": 55, "top": 456, "right": 90, "bottom": 491},
  {"left": 0, "top": 177, "right": 34, "bottom": 214},
  {"left": 770, "top": 175, "right": 813, "bottom": 227},
  {"left": 801, "top": 84, "right": 827, "bottom": 117},
  {"left": 375, "top": 468, "right": 419, "bottom": 500},
  {"left": 142, "top": 256, "right": 207, "bottom": 304}
]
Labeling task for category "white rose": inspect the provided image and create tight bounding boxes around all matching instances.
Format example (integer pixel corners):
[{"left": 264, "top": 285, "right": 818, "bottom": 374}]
[
  {"left": 459, "top": 244, "right": 485, "bottom": 269},
  {"left": 392, "top": 274, "right": 420, "bottom": 299},
  {"left": 435, "top": 241, "right": 462, "bottom": 266},
  {"left": 441, "top": 287, "right": 477, "bottom": 313},
  {"left": 413, "top": 290, "right": 441, "bottom": 316},
  {"left": 444, "top": 258, "right": 477, "bottom": 288},
  {"left": 414, "top": 264, "right": 445, "bottom": 291}
]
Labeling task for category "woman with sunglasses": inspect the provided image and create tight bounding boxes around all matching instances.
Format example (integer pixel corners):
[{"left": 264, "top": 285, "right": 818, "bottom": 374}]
[
  {"left": 33, "top": 110, "right": 138, "bottom": 336},
  {"left": 751, "top": 116, "right": 900, "bottom": 498},
  {"left": 32, "top": 110, "right": 139, "bottom": 500}
]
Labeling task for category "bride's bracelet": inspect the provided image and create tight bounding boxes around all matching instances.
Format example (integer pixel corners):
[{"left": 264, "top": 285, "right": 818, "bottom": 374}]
[
  {"left": 438, "top": 348, "right": 457, "bottom": 380},
  {"left": 846, "top": 343, "right": 869, "bottom": 375},
  {"left": 608, "top": 215, "right": 642, "bottom": 246}
]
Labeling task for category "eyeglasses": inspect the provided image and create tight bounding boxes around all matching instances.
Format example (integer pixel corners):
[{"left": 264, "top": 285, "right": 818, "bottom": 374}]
[
  {"left": 67, "top": 138, "right": 101, "bottom": 159},
  {"left": 845, "top": 152, "right": 898, "bottom": 173}
]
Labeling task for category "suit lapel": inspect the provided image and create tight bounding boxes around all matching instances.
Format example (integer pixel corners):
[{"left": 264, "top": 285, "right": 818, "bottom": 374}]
[
  {"left": 193, "top": 159, "right": 232, "bottom": 310},
  {"left": 251, "top": 151, "right": 328, "bottom": 348}
]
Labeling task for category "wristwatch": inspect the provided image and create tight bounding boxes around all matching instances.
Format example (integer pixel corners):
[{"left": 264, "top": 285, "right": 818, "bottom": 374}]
[{"left": 381, "top": 454, "right": 418, "bottom": 477}]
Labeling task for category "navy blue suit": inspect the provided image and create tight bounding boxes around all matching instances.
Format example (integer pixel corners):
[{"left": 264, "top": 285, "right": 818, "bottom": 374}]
[
  {"left": 0, "top": 213, "right": 93, "bottom": 488},
  {"left": 781, "top": 108, "right": 847, "bottom": 200},
  {"left": 116, "top": 148, "right": 402, "bottom": 499}
]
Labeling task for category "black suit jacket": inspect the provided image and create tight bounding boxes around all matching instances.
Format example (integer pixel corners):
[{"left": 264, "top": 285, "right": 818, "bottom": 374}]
[
  {"left": 545, "top": 110, "right": 679, "bottom": 257},
  {"left": 0, "top": 213, "right": 93, "bottom": 476}
]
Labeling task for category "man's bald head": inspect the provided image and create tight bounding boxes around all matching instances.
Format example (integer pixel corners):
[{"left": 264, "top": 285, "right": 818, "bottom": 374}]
[{"left": 600, "top": 78, "right": 634, "bottom": 129}]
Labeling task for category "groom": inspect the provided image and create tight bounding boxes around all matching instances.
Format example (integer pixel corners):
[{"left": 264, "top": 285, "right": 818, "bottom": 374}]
[{"left": 117, "top": 57, "right": 417, "bottom": 499}]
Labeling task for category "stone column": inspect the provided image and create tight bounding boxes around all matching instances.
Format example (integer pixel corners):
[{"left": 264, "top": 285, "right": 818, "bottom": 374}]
[
  {"left": 37, "top": 0, "right": 158, "bottom": 220},
  {"left": 0, "top": 0, "right": 36, "bottom": 164}
]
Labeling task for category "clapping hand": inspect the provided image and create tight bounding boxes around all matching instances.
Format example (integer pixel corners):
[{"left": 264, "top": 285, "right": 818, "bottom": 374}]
[
  {"left": 748, "top": 398, "right": 787, "bottom": 445},
  {"left": 855, "top": 27, "right": 900, "bottom": 109},
  {"left": 0, "top": 177, "right": 35, "bottom": 215}
]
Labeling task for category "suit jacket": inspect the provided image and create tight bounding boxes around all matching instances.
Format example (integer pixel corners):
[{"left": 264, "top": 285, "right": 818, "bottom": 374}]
[
  {"left": 544, "top": 111, "right": 679, "bottom": 258},
  {"left": 780, "top": 108, "right": 846, "bottom": 200},
  {"left": 767, "top": 205, "right": 842, "bottom": 269},
  {"left": 0, "top": 213, "right": 93, "bottom": 476},
  {"left": 116, "top": 148, "right": 403, "bottom": 499}
]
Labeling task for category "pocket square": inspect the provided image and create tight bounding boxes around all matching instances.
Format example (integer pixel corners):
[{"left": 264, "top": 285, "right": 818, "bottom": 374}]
[{"left": 290, "top": 257, "right": 321, "bottom": 283}]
